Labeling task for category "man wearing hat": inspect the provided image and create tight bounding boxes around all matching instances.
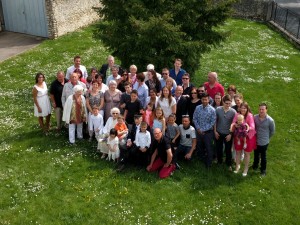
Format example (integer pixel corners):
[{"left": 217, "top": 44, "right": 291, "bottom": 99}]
[{"left": 117, "top": 114, "right": 152, "bottom": 171}]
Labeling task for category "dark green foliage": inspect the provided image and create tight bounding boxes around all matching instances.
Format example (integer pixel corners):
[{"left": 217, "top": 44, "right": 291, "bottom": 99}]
[{"left": 94, "top": 0, "right": 235, "bottom": 74}]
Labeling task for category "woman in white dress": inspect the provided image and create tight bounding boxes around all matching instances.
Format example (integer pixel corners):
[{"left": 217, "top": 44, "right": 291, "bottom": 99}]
[{"left": 32, "top": 72, "right": 51, "bottom": 134}]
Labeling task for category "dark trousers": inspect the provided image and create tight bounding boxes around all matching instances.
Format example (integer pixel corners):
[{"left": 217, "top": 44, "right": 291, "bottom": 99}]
[
  {"left": 196, "top": 130, "right": 214, "bottom": 167},
  {"left": 253, "top": 144, "right": 269, "bottom": 172},
  {"left": 216, "top": 133, "right": 233, "bottom": 166},
  {"left": 119, "top": 143, "right": 149, "bottom": 167}
]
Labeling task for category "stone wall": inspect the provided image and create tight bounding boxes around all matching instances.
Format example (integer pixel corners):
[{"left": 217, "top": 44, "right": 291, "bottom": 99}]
[
  {"left": 45, "top": 0, "right": 101, "bottom": 39},
  {"left": 232, "top": 0, "right": 271, "bottom": 21}
]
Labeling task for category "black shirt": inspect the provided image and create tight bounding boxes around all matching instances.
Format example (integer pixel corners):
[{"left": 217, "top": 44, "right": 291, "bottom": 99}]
[
  {"left": 49, "top": 78, "right": 68, "bottom": 108},
  {"left": 152, "top": 136, "right": 171, "bottom": 163},
  {"left": 125, "top": 100, "right": 143, "bottom": 124}
]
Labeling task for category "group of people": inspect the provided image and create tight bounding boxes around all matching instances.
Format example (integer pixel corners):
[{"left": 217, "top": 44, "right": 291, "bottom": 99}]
[{"left": 32, "top": 55, "right": 275, "bottom": 179}]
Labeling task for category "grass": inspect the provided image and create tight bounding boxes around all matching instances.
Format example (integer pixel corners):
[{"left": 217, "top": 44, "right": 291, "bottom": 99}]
[{"left": 0, "top": 19, "right": 300, "bottom": 224}]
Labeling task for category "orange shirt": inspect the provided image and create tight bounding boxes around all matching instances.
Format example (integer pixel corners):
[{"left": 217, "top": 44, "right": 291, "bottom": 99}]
[{"left": 114, "top": 123, "right": 128, "bottom": 138}]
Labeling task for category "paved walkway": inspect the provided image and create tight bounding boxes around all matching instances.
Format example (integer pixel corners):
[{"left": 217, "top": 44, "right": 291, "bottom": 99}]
[{"left": 0, "top": 32, "right": 43, "bottom": 62}]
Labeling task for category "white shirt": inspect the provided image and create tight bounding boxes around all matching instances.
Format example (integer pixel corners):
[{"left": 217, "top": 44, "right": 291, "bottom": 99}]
[
  {"left": 157, "top": 97, "right": 176, "bottom": 118},
  {"left": 135, "top": 131, "right": 151, "bottom": 148},
  {"left": 88, "top": 113, "right": 104, "bottom": 133},
  {"left": 66, "top": 65, "right": 88, "bottom": 79}
]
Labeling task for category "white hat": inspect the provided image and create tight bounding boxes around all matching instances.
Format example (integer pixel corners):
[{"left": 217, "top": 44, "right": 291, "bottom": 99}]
[{"left": 147, "top": 64, "right": 155, "bottom": 70}]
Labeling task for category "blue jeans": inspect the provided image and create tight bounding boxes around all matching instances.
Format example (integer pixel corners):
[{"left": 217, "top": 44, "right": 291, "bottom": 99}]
[{"left": 196, "top": 130, "right": 214, "bottom": 167}]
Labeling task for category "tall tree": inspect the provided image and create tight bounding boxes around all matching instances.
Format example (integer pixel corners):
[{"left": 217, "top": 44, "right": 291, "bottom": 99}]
[{"left": 94, "top": 0, "right": 235, "bottom": 74}]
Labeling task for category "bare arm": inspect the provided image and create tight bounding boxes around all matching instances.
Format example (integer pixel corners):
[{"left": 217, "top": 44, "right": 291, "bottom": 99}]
[
  {"left": 32, "top": 87, "right": 42, "bottom": 113},
  {"left": 164, "top": 148, "right": 173, "bottom": 167}
]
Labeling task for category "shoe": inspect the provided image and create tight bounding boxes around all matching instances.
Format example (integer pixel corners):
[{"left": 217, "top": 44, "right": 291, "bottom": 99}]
[
  {"left": 233, "top": 165, "right": 240, "bottom": 173},
  {"left": 228, "top": 166, "right": 233, "bottom": 172},
  {"left": 101, "top": 154, "right": 106, "bottom": 159},
  {"left": 175, "top": 163, "right": 181, "bottom": 170},
  {"left": 260, "top": 171, "right": 266, "bottom": 176},
  {"left": 116, "top": 164, "right": 125, "bottom": 172},
  {"left": 242, "top": 172, "right": 247, "bottom": 177},
  {"left": 88, "top": 137, "right": 92, "bottom": 142}
]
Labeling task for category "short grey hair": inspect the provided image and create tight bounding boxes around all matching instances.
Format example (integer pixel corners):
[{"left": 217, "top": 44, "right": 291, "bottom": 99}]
[
  {"left": 73, "top": 85, "right": 83, "bottom": 93},
  {"left": 109, "top": 80, "right": 117, "bottom": 86}
]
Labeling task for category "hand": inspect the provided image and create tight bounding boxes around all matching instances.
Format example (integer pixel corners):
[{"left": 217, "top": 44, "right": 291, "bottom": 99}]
[
  {"left": 185, "top": 152, "right": 192, "bottom": 160},
  {"left": 146, "top": 164, "right": 152, "bottom": 171},
  {"left": 38, "top": 107, "right": 42, "bottom": 113},
  {"left": 214, "top": 131, "right": 220, "bottom": 140},
  {"left": 197, "top": 129, "right": 202, "bottom": 135},
  {"left": 52, "top": 102, "right": 56, "bottom": 108},
  {"left": 172, "top": 139, "right": 176, "bottom": 144},
  {"left": 96, "top": 128, "right": 99, "bottom": 132},
  {"left": 225, "top": 134, "right": 232, "bottom": 142},
  {"left": 163, "top": 163, "right": 170, "bottom": 168}
]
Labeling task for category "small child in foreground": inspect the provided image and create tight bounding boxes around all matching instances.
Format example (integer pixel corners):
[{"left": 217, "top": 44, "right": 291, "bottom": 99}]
[
  {"left": 106, "top": 128, "right": 120, "bottom": 162},
  {"left": 88, "top": 106, "right": 104, "bottom": 142},
  {"left": 114, "top": 115, "right": 128, "bottom": 145}
]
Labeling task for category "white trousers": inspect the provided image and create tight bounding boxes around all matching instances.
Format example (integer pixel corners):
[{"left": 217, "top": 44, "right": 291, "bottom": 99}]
[{"left": 69, "top": 123, "right": 83, "bottom": 143}]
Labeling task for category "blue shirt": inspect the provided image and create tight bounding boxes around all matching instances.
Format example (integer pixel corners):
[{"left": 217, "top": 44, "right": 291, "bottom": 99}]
[
  {"left": 193, "top": 104, "right": 216, "bottom": 132},
  {"left": 132, "top": 82, "right": 149, "bottom": 108},
  {"left": 169, "top": 68, "right": 186, "bottom": 85}
]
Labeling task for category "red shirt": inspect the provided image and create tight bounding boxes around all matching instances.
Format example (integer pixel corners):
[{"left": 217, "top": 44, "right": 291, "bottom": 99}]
[{"left": 204, "top": 82, "right": 224, "bottom": 98}]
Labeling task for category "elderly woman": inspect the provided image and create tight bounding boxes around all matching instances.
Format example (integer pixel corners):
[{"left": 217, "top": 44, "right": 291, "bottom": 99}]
[
  {"left": 103, "top": 80, "right": 122, "bottom": 123},
  {"left": 98, "top": 107, "right": 120, "bottom": 158},
  {"left": 62, "top": 85, "right": 87, "bottom": 144},
  {"left": 32, "top": 72, "right": 52, "bottom": 134}
]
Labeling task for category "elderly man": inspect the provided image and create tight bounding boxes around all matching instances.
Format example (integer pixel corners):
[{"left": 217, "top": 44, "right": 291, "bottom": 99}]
[
  {"left": 253, "top": 103, "right": 275, "bottom": 176},
  {"left": 106, "top": 66, "right": 121, "bottom": 86},
  {"left": 169, "top": 58, "right": 186, "bottom": 85},
  {"left": 49, "top": 71, "right": 68, "bottom": 131},
  {"left": 147, "top": 128, "right": 176, "bottom": 179},
  {"left": 65, "top": 55, "right": 88, "bottom": 80},
  {"left": 204, "top": 72, "right": 224, "bottom": 99},
  {"left": 174, "top": 86, "right": 188, "bottom": 125},
  {"left": 193, "top": 93, "right": 216, "bottom": 168},
  {"left": 143, "top": 64, "right": 161, "bottom": 81},
  {"left": 61, "top": 72, "right": 86, "bottom": 107},
  {"left": 99, "top": 55, "right": 123, "bottom": 82},
  {"left": 160, "top": 68, "right": 177, "bottom": 90}
]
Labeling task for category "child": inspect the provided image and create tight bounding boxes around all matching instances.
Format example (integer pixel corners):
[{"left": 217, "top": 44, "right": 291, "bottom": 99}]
[
  {"left": 166, "top": 114, "right": 180, "bottom": 151},
  {"left": 134, "top": 121, "right": 151, "bottom": 167},
  {"left": 124, "top": 90, "right": 144, "bottom": 131},
  {"left": 106, "top": 128, "right": 120, "bottom": 162},
  {"left": 230, "top": 114, "right": 249, "bottom": 173},
  {"left": 143, "top": 102, "right": 154, "bottom": 128},
  {"left": 114, "top": 115, "right": 128, "bottom": 145},
  {"left": 119, "top": 81, "right": 132, "bottom": 114},
  {"left": 88, "top": 106, "right": 104, "bottom": 142},
  {"left": 152, "top": 107, "right": 166, "bottom": 135}
]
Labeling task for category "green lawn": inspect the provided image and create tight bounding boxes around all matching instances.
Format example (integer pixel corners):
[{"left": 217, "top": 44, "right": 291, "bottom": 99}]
[{"left": 0, "top": 19, "right": 299, "bottom": 224}]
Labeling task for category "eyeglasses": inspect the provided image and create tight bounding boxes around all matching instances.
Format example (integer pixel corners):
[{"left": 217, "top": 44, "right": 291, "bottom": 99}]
[{"left": 182, "top": 77, "right": 189, "bottom": 80}]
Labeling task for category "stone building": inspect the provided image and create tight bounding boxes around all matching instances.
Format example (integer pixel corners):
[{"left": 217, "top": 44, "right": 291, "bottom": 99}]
[{"left": 0, "top": 0, "right": 101, "bottom": 39}]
